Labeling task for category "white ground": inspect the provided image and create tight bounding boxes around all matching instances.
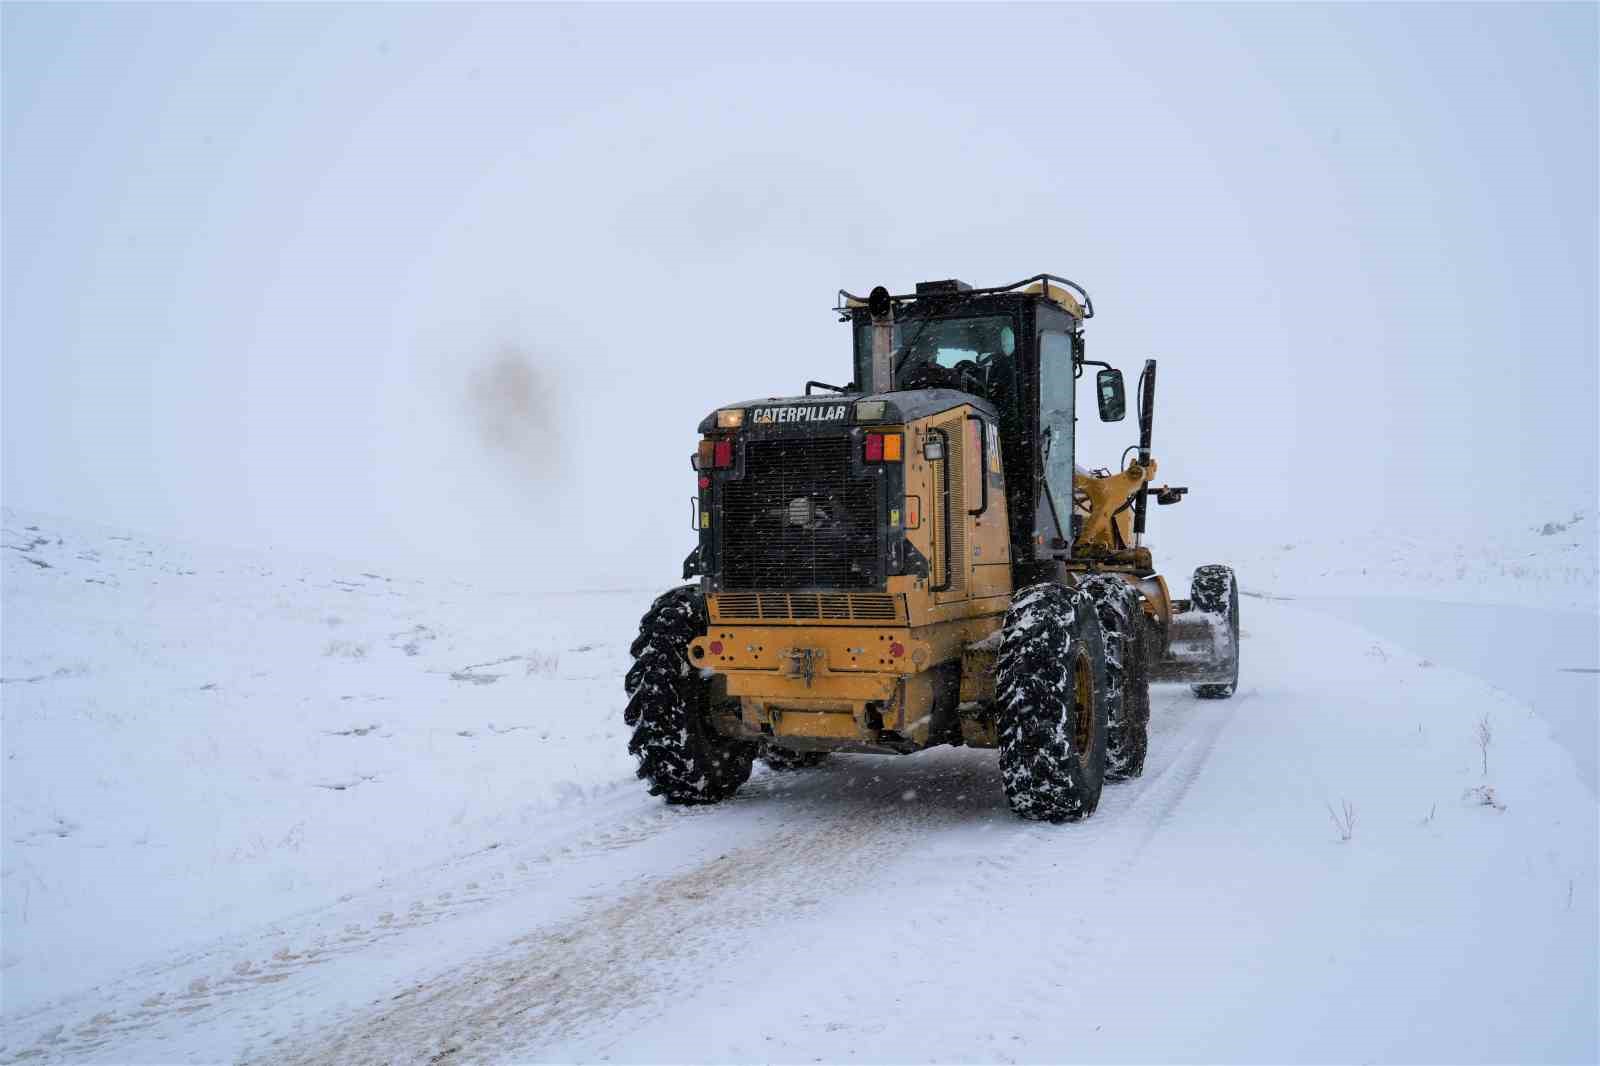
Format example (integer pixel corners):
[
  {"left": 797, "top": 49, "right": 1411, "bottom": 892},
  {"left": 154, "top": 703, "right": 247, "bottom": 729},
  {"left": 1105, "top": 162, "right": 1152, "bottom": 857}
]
[{"left": 3, "top": 507, "right": 1596, "bottom": 1064}]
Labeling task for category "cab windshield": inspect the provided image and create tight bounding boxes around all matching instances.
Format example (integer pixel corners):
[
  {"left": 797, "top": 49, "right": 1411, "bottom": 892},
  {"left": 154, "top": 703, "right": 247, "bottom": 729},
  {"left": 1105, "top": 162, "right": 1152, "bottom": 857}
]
[{"left": 852, "top": 314, "right": 1018, "bottom": 393}]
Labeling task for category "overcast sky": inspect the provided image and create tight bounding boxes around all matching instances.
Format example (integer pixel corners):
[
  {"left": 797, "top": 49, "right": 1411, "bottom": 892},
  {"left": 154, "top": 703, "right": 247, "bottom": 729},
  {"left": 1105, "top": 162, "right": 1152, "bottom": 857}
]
[{"left": 4, "top": 3, "right": 1595, "bottom": 588}]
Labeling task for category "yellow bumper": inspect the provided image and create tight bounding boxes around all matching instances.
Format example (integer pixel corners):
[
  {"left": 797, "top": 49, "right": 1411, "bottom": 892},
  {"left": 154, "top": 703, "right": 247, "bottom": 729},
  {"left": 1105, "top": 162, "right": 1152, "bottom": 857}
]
[{"left": 689, "top": 621, "right": 1001, "bottom": 750}]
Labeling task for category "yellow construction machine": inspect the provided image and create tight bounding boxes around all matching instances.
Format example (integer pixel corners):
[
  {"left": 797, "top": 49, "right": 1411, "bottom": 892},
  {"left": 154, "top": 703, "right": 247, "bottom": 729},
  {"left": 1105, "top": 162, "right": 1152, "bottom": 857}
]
[{"left": 624, "top": 275, "right": 1238, "bottom": 821}]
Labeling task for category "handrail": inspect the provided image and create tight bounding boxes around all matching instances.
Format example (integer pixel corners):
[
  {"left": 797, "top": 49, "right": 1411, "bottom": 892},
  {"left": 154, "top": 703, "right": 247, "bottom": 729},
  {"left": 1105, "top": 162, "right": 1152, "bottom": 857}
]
[
  {"left": 965, "top": 414, "right": 988, "bottom": 518},
  {"left": 929, "top": 428, "right": 954, "bottom": 593}
]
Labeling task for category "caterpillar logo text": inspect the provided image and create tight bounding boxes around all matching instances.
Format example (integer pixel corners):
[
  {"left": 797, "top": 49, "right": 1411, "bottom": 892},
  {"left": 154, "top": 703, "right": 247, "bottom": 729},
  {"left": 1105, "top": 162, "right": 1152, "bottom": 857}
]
[{"left": 751, "top": 404, "right": 848, "bottom": 425}]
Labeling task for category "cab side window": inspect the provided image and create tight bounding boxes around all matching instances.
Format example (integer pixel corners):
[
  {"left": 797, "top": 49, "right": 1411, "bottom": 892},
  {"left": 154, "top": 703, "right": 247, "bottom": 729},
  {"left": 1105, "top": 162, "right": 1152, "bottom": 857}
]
[{"left": 1037, "top": 332, "right": 1076, "bottom": 540}]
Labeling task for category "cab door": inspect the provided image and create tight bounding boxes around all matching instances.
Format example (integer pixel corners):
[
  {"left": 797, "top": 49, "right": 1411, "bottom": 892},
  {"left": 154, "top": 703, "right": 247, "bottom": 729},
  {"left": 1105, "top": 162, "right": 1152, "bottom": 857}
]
[
  {"left": 967, "top": 415, "right": 1012, "bottom": 600},
  {"left": 929, "top": 408, "right": 1011, "bottom": 605}
]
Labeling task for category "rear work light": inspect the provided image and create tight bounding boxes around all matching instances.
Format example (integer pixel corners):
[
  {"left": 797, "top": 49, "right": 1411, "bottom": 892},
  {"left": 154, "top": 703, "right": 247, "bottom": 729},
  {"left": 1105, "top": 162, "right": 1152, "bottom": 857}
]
[{"left": 864, "top": 432, "right": 902, "bottom": 463}]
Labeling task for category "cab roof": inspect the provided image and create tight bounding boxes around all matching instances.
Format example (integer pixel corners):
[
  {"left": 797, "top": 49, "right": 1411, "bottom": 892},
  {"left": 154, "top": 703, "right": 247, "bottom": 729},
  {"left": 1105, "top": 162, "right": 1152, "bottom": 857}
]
[{"left": 836, "top": 273, "right": 1093, "bottom": 322}]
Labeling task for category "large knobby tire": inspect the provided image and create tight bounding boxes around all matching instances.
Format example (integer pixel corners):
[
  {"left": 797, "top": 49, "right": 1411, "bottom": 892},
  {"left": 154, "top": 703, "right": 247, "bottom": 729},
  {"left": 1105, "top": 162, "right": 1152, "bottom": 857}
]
[
  {"left": 759, "top": 744, "right": 830, "bottom": 772},
  {"left": 624, "top": 586, "right": 756, "bottom": 804},
  {"left": 1078, "top": 575, "right": 1150, "bottom": 781},
  {"left": 995, "top": 583, "right": 1111, "bottom": 822},
  {"left": 1189, "top": 565, "right": 1240, "bottom": 699}
]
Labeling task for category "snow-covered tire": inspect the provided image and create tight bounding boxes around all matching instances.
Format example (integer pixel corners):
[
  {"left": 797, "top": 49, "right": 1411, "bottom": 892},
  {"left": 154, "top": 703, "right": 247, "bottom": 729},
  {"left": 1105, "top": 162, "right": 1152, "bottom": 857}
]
[
  {"left": 759, "top": 744, "right": 829, "bottom": 771},
  {"left": 1078, "top": 575, "right": 1150, "bottom": 781},
  {"left": 995, "top": 582, "right": 1110, "bottom": 822},
  {"left": 1189, "top": 565, "right": 1240, "bottom": 699},
  {"left": 624, "top": 586, "right": 755, "bottom": 804}
]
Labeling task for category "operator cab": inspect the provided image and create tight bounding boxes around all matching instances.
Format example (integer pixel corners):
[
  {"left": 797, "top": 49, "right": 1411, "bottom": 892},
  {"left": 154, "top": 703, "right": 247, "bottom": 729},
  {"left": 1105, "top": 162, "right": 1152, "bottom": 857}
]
[{"left": 839, "top": 275, "right": 1119, "bottom": 571}]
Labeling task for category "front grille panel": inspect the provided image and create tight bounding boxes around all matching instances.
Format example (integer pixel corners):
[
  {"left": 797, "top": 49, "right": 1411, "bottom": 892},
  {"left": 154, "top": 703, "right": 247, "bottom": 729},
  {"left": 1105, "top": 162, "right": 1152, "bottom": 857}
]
[
  {"left": 721, "top": 438, "right": 879, "bottom": 590},
  {"left": 712, "top": 592, "right": 904, "bottom": 624}
]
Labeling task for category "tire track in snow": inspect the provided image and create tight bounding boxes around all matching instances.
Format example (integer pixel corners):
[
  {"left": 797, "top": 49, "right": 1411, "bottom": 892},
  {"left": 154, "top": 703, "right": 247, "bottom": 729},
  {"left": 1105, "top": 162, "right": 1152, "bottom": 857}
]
[
  {"left": 253, "top": 692, "right": 1249, "bottom": 1065},
  {"left": 7, "top": 689, "right": 1248, "bottom": 1065},
  {"left": 690, "top": 687, "right": 1253, "bottom": 1066},
  {"left": 1, "top": 791, "right": 692, "bottom": 1065},
  {"left": 250, "top": 798, "right": 919, "bottom": 1066},
  {"left": 1115, "top": 686, "right": 1251, "bottom": 869}
]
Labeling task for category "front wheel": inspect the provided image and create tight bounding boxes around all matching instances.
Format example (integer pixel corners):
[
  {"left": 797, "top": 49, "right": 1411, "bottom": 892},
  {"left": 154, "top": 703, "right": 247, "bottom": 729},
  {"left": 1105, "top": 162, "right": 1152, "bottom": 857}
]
[
  {"left": 624, "top": 586, "right": 756, "bottom": 804},
  {"left": 1077, "top": 575, "right": 1150, "bottom": 781},
  {"left": 1189, "top": 565, "right": 1240, "bottom": 699},
  {"left": 995, "top": 583, "right": 1111, "bottom": 822}
]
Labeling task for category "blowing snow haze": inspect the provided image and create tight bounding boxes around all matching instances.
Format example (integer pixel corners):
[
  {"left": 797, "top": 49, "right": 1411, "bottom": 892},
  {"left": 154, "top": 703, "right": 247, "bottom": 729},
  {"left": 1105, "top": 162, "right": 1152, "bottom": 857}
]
[
  {"left": 3, "top": 7, "right": 1598, "bottom": 1061},
  {"left": 3, "top": 4, "right": 1596, "bottom": 587}
]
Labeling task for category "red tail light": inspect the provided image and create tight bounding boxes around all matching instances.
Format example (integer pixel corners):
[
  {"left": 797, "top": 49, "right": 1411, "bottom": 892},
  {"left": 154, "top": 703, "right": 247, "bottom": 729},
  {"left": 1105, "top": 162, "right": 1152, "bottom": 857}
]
[
  {"left": 863, "top": 432, "right": 902, "bottom": 463},
  {"left": 698, "top": 438, "right": 734, "bottom": 470}
]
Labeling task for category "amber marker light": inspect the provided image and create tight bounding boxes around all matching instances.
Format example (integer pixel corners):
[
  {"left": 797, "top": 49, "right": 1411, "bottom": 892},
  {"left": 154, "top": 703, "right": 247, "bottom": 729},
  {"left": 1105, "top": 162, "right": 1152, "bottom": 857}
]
[{"left": 864, "top": 432, "right": 903, "bottom": 463}]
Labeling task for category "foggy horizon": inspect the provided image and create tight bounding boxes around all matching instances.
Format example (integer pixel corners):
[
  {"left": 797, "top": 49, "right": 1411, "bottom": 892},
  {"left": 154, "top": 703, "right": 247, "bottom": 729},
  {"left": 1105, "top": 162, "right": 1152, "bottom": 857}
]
[{"left": 5, "top": 2, "right": 1596, "bottom": 590}]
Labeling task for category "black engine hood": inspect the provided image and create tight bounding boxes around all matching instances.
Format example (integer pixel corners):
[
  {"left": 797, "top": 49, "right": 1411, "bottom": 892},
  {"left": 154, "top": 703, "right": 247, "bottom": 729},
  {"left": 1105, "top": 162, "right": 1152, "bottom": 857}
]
[{"left": 697, "top": 388, "right": 997, "bottom": 435}]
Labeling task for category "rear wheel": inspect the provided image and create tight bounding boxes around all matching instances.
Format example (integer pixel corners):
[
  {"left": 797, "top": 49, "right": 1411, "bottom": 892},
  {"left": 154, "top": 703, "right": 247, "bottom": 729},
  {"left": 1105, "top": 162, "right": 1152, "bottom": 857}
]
[
  {"left": 995, "top": 583, "right": 1110, "bottom": 822},
  {"left": 1078, "top": 575, "right": 1150, "bottom": 781},
  {"left": 624, "top": 586, "right": 756, "bottom": 804},
  {"left": 1189, "top": 565, "right": 1240, "bottom": 699},
  {"left": 759, "top": 744, "right": 829, "bottom": 771}
]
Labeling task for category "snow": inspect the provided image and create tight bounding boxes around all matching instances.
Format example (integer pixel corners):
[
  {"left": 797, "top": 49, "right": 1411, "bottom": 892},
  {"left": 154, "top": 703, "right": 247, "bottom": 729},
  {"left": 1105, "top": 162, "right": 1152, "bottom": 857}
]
[
  {"left": 2, "top": 509, "right": 641, "bottom": 1017},
  {"left": 1293, "top": 596, "right": 1598, "bottom": 797},
  {"left": 1200, "top": 509, "right": 1598, "bottom": 613},
  {"left": 3, "top": 506, "right": 1597, "bottom": 1064}
]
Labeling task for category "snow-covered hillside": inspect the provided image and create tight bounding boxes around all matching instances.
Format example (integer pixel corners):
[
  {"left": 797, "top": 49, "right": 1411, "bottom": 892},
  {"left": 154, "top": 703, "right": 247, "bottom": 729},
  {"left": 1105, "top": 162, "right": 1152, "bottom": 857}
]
[
  {"left": 2, "top": 509, "right": 643, "bottom": 1016},
  {"left": 3, "top": 507, "right": 1596, "bottom": 1064},
  {"left": 1205, "top": 508, "right": 1597, "bottom": 611}
]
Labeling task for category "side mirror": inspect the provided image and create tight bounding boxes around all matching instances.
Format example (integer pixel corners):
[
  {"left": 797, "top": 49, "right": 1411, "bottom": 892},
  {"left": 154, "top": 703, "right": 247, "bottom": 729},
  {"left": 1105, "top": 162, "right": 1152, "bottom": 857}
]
[{"left": 1096, "top": 368, "right": 1127, "bottom": 422}]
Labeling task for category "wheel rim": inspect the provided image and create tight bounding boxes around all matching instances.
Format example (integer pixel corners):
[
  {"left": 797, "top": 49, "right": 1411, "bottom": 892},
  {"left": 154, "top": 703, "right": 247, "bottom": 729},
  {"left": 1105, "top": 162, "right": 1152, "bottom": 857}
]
[{"left": 1072, "top": 649, "right": 1094, "bottom": 756}]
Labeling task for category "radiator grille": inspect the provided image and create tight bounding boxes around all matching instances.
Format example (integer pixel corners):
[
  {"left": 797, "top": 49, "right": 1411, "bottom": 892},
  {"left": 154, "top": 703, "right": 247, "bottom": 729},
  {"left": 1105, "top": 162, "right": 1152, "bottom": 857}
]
[
  {"left": 712, "top": 592, "right": 903, "bottom": 623},
  {"left": 720, "top": 438, "right": 880, "bottom": 590}
]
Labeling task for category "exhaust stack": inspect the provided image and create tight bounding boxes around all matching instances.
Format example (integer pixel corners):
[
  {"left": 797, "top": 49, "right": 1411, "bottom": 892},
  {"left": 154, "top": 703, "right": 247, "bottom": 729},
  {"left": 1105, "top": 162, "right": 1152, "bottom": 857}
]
[{"left": 868, "top": 285, "right": 894, "bottom": 394}]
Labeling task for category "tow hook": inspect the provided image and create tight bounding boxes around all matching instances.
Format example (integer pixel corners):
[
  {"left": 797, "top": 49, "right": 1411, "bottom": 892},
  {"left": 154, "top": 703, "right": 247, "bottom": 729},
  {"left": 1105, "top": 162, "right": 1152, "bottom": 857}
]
[{"left": 780, "top": 647, "right": 822, "bottom": 687}]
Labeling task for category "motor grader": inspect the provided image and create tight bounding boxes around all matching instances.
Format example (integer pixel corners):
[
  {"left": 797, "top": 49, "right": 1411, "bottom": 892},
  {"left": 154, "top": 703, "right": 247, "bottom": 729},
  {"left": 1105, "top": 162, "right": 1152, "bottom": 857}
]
[{"left": 624, "top": 274, "right": 1238, "bottom": 822}]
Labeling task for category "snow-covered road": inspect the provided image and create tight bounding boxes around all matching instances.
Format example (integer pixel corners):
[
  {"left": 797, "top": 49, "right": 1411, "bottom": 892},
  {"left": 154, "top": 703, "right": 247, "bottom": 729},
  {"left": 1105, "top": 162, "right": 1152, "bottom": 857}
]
[{"left": 6, "top": 587, "right": 1594, "bottom": 1064}]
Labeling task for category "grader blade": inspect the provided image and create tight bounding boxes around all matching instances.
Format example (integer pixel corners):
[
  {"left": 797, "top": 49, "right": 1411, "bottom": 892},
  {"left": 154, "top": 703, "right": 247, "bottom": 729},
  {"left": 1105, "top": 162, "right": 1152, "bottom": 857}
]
[{"left": 1150, "top": 608, "right": 1236, "bottom": 683}]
